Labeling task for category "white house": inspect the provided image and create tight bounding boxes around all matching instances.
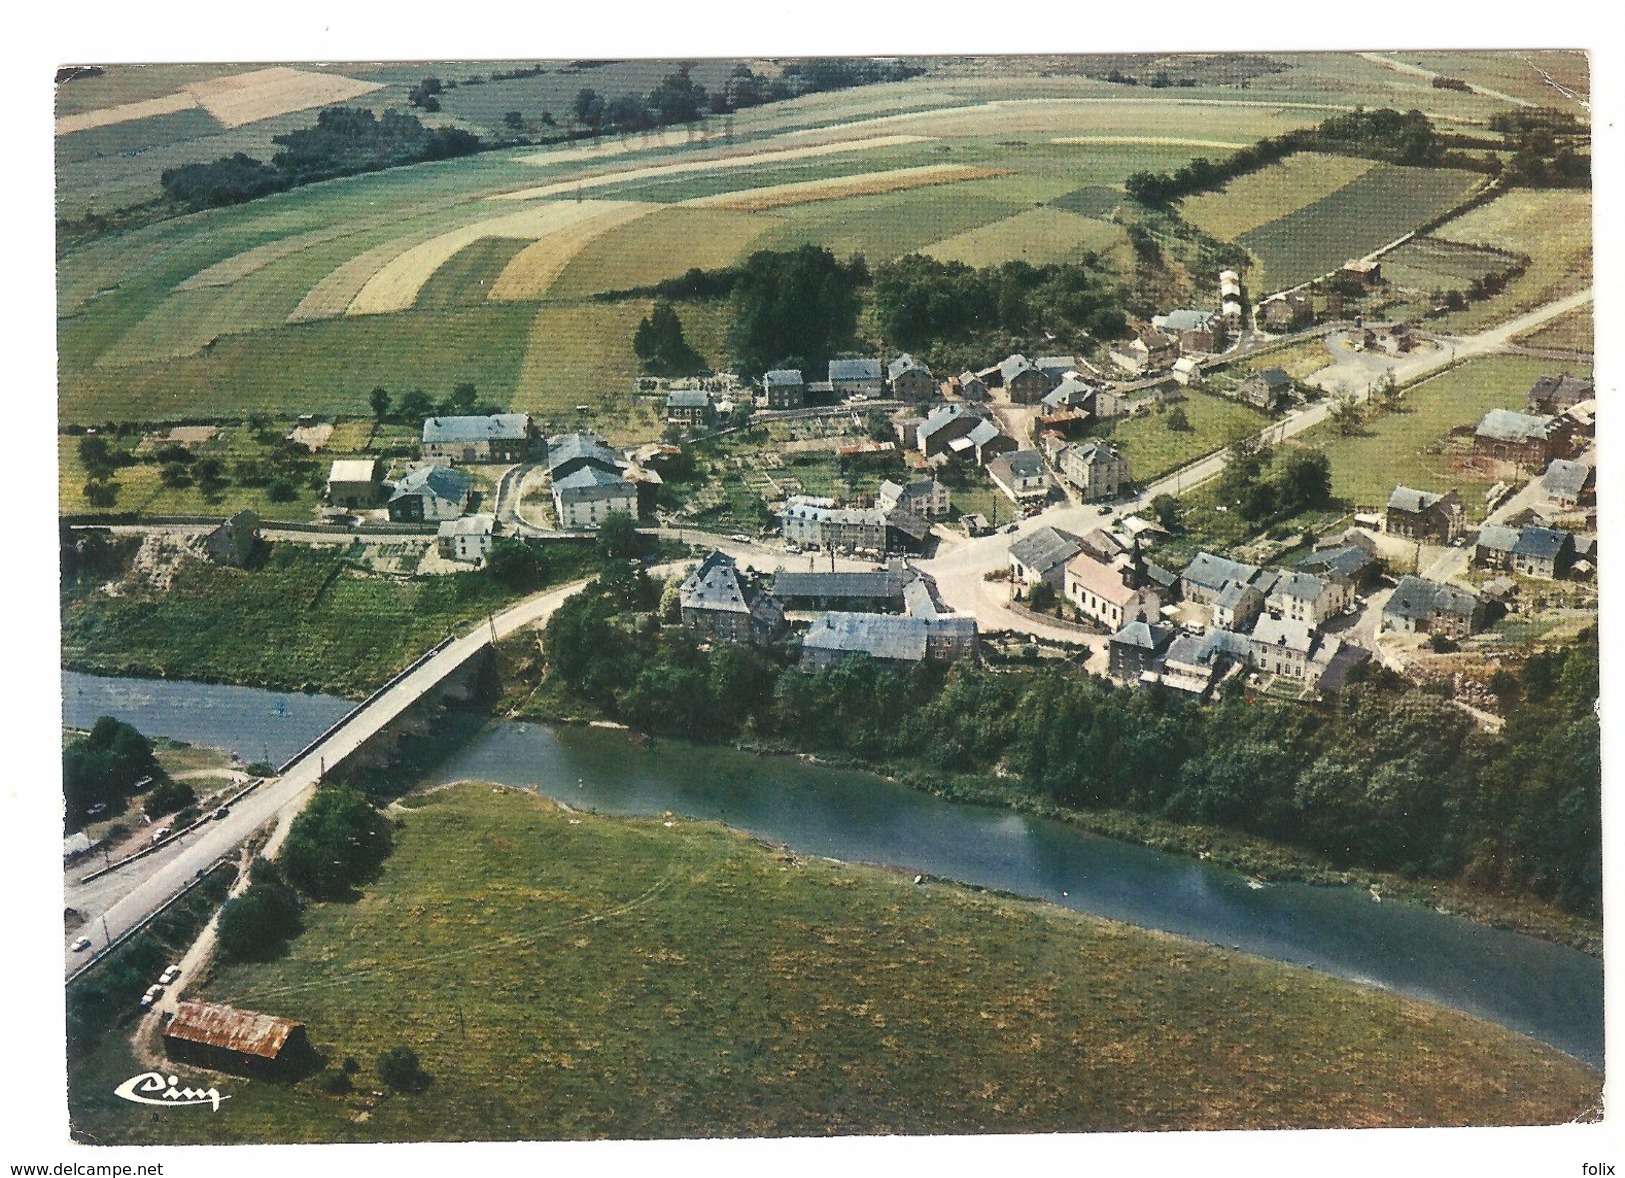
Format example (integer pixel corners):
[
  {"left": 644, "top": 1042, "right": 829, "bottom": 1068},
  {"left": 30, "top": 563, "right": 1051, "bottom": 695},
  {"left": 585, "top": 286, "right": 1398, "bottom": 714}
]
[
  {"left": 438, "top": 514, "right": 497, "bottom": 563},
  {"left": 552, "top": 466, "right": 638, "bottom": 530}
]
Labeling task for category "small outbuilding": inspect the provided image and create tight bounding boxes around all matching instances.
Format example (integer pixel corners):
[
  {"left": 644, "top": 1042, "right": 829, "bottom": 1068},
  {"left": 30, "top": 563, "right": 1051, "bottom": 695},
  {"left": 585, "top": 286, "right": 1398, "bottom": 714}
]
[{"left": 163, "top": 1001, "right": 310, "bottom": 1078}]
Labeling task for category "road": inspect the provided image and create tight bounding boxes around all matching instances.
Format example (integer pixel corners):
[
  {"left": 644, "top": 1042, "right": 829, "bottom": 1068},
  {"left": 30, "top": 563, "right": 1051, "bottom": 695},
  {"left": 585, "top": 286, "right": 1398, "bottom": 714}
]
[{"left": 65, "top": 575, "right": 599, "bottom": 978}]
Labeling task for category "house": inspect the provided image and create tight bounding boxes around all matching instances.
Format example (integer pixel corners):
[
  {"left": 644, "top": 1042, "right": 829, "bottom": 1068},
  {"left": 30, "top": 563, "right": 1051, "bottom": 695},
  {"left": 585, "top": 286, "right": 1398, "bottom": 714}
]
[
  {"left": 1259, "top": 289, "right": 1312, "bottom": 331},
  {"left": 1381, "top": 576, "right": 1482, "bottom": 639},
  {"left": 1042, "top": 376, "right": 1094, "bottom": 412},
  {"left": 772, "top": 565, "right": 912, "bottom": 613},
  {"left": 883, "top": 507, "right": 934, "bottom": 554},
  {"left": 955, "top": 370, "right": 990, "bottom": 402},
  {"left": 1240, "top": 367, "right": 1293, "bottom": 411},
  {"left": 1155, "top": 308, "right": 1223, "bottom": 353},
  {"left": 1219, "top": 269, "right": 1242, "bottom": 300},
  {"left": 1472, "top": 524, "right": 1521, "bottom": 570},
  {"left": 163, "top": 1002, "right": 310, "bottom": 1079},
  {"left": 387, "top": 464, "right": 472, "bottom": 522},
  {"left": 421, "top": 413, "right": 533, "bottom": 463},
  {"left": 996, "top": 354, "right": 1055, "bottom": 404},
  {"left": 546, "top": 432, "right": 625, "bottom": 482},
  {"left": 1250, "top": 614, "right": 1317, "bottom": 680},
  {"left": 1212, "top": 580, "right": 1266, "bottom": 632},
  {"left": 887, "top": 354, "right": 935, "bottom": 400},
  {"left": 916, "top": 403, "right": 985, "bottom": 458},
  {"left": 1527, "top": 373, "right": 1594, "bottom": 415},
  {"left": 799, "top": 611, "right": 977, "bottom": 669},
  {"left": 1293, "top": 542, "right": 1378, "bottom": 589},
  {"left": 829, "top": 358, "right": 884, "bottom": 399},
  {"left": 1171, "top": 356, "right": 1203, "bottom": 386},
  {"left": 1510, "top": 526, "right": 1572, "bottom": 580},
  {"left": 664, "top": 388, "right": 716, "bottom": 428},
  {"left": 962, "top": 419, "right": 1018, "bottom": 466},
  {"left": 1034, "top": 407, "right": 1091, "bottom": 440},
  {"left": 551, "top": 466, "right": 638, "bottom": 530},
  {"left": 1179, "top": 552, "right": 1262, "bottom": 605},
  {"left": 1473, "top": 409, "right": 1571, "bottom": 470},
  {"left": 1057, "top": 440, "right": 1131, "bottom": 502},
  {"left": 437, "top": 514, "right": 497, "bottom": 563},
  {"left": 1064, "top": 552, "right": 1162, "bottom": 631},
  {"left": 204, "top": 509, "right": 258, "bottom": 567},
  {"left": 877, "top": 477, "right": 950, "bottom": 519},
  {"left": 1008, "top": 526, "right": 1087, "bottom": 592},
  {"left": 1384, "top": 486, "right": 1465, "bottom": 543},
  {"left": 763, "top": 368, "right": 805, "bottom": 410},
  {"left": 1109, "top": 620, "right": 1175, "bottom": 681},
  {"left": 1541, "top": 459, "right": 1594, "bottom": 509},
  {"left": 1342, "top": 258, "right": 1381, "bottom": 286},
  {"left": 987, "top": 450, "right": 1050, "bottom": 506},
  {"left": 1148, "top": 628, "right": 1248, "bottom": 699},
  {"left": 1563, "top": 399, "right": 1597, "bottom": 441},
  {"left": 679, "top": 551, "right": 786, "bottom": 645},
  {"left": 1265, "top": 569, "right": 1347, "bottom": 625},
  {"left": 1111, "top": 331, "right": 1179, "bottom": 374},
  {"left": 1034, "top": 356, "right": 1081, "bottom": 383},
  {"left": 326, "top": 458, "right": 382, "bottom": 508},
  {"left": 779, "top": 500, "right": 888, "bottom": 553}
]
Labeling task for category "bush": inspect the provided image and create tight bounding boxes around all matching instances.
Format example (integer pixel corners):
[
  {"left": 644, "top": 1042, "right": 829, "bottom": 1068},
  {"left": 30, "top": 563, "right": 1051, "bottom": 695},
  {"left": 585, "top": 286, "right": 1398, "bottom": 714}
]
[
  {"left": 279, "top": 787, "right": 393, "bottom": 899},
  {"left": 216, "top": 860, "right": 303, "bottom": 961},
  {"left": 319, "top": 1069, "right": 352, "bottom": 1095},
  {"left": 266, "top": 478, "right": 298, "bottom": 503},
  {"left": 142, "top": 778, "right": 197, "bottom": 819},
  {"left": 377, "top": 1045, "right": 424, "bottom": 1091}
]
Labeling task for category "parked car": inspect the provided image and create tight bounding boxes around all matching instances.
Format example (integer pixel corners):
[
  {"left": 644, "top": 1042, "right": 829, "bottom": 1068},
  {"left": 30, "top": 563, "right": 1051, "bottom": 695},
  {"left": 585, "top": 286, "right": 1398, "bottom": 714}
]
[
  {"left": 213, "top": 806, "right": 230, "bottom": 820},
  {"left": 70, "top": 937, "right": 92, "bottom": 953},
  {"left": 159, "top": 965, "right": 181, "bottom": 985},
  {"left": 150, "top": 826, "right": 172, "bottom": 845},
  {"left": 139, "top": 985, "right": 163, "bottom": 1010},
  {"left": 729, "top": 533, "right": 751, "bottom": 543}
]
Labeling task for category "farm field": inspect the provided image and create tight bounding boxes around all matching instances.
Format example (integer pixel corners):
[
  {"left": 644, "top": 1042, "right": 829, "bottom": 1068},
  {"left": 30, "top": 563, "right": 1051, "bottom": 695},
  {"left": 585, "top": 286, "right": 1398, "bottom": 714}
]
[
  {"left": 414, "top": 237, "right": 534, "bottom": 309},
  {"left": 1377, "top": 235, "right": 1518, "bottom": 294},
  {"left": 1296, "top": 355, "right": 1589, "bottom": 520},
  {"left": 1102, "top": 393, "right": 1265, "bottom": 483},
  {"left": 1426, "top": 190, "right": 1593, "bottom": 332},
  {"left": 546, "top": 207, "right": 781, "bottom": 299},
  {"left": 1180, "top": 153, "right": 1377, "bottom": 243},
  {"left": 68, "top": 785, "right": 1600, "bottom": 1144},
  {"left": 1397, "top": 50, "right": 1590, "bottom": 108},
  {"left": 923, "top": 207, "right": 1128, "bottom": 268},
  {"left": 1514, "top": 305, "right": 1594, "bottom": 353},
  {"left": 1237, "top": 164, "right": 1484, "bottom": 292}
]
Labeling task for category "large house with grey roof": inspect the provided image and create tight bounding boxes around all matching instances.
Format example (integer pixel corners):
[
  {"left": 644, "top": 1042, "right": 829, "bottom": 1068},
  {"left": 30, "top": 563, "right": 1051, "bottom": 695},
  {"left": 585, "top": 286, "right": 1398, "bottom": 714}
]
[
  {"left": 886, "top": 354, "right": 935, "bottom": 401},
  {"left": 1154, "top": 308, "right": 1223, "bottom": 353},
  {"left": 877, "top": 477, "right": 950, "bottom": 519},
  {"left": 916, "top": 403, "right": 985, "bottom": 458},
  {"left": 1057, "top": 439, "right": 1130, "bottom": 501},
  {"left": 421, "top": 413, "right": 533, "bottom": 463},
  {"left": 1527, "top": 373, "right": 1594, "bottom": 416},
  {"left": 664, "top": 388, "right": 716, "bottom": 428},
  {"left": 829, "top": 358, "right": 883, "bottom": 399},
  {"left": 1472, "top": 524, "right": 1522, "bottom": 571},
  {"left": 680, "top": 551, "right": 786, "bottom": 646},
  {"left": 1381, "top": 576, "right": 1482, "bottom": 639},
  {"left": 780, "top": 498, "right": 889, "bottom": 553},
  {"left": 987, "top": 450, "right": 1050, "bottom": 506},
  {"left": 1384, "top": 486, "right": 1464, "bottom": 543},
  {"left": 763, "top": 368, "right": 805, "bottom": 410},
  {"left": 546, "top": 432, "right": 626, "bottom": 482},
  {"left": 996, "top": 354, "right": 1055, "bottom": 404},
  {"left": 1008, "top": 526, "right": 1087, "bottom": 592},
  {"left": 552, "top": 466, "right": 638, "bottom": 530},
  {"left": 1511, "top": 526, "right": 1573, "bottom": 580},
  {"left": 1474, "top": 409, "right": 1572, "bottom": 470},
  {"left": 1265, "top": 569, "right": 1348, "bottom": 626},
  {"left": 799, "top": 611, "right": 978, "bottom": 671},
  {"left": 387, "top": 464, "right": 473, "bottom": 522},
  {"left": 1541, "top": 458, "right": 1594, "bottom": 509}
]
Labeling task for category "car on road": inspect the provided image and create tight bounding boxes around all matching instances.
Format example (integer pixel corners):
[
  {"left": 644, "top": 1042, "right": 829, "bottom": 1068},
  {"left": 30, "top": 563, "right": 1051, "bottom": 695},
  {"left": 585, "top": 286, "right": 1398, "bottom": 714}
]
[
  {"left": 70, "top": 937, "right": 92, "bottom": 953},
  {"left": 729, "top": 533, "right": 751, "bottom": 543},
  {"left": 784, "top": 543, "right": 801, "bottom": 554},
  {"left": 159, "top": 965, "right": 181, "bottom": 985},
  {"left": 150, "top": 826, "right": 172, "bottom": 845},
  {"left": 1004, "top": 523, "right": 1020, "bottom": 534},
  {"left": 213, "top": 806, "right": 230, "bottom": 820}
]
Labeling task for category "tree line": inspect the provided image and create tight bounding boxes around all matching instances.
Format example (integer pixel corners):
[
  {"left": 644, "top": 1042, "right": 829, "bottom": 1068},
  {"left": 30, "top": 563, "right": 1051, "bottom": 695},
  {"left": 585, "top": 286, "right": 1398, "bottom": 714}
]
[
  {"left": 161, "top": 107, "right": 481, "bottom": 211},
  {"left": 538, "top": 573, "right": 1600, "bottom": 918}
]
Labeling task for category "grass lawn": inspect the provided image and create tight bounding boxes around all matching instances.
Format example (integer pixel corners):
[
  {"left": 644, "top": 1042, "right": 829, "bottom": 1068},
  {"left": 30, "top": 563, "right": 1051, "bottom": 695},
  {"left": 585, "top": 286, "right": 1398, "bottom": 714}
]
[
  {"left": 68, "top": 784, "right": 1600, "bottom": 1143},
  {"left": 1296, "top": 355, "right": 1590, "bottom": 520},
  {"left": 1514, "top": 305, "right": 1594, "bottom": 352},
  {"left": 1238, "top": 164, "right": 1484, "bottom": 291},
  {"left": 1229, "top": 338, "right": 1333, "bottom": 381},
  {"left": 59, "top": 541, "right": 603, "bottom": 696},
  {"left": 1102, "top": 393, "right": 1264, "bottom": 483},
  {"left": 1180, "top": 152, "right": 1378, "bottom": 243},
  {"left": 1428, "top": 190, "right": 1593, "bottom": 332}
]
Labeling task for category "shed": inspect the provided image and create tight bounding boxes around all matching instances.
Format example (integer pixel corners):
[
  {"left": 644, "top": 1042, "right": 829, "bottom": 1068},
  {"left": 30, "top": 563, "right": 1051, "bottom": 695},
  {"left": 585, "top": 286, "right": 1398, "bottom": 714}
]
[{"left": 164, "top": 1001, "right": 310, "bottom": 1077}]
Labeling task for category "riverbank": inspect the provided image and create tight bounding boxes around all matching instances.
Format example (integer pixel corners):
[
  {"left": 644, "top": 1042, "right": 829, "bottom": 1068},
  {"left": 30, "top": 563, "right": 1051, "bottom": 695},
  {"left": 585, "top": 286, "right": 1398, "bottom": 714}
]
[{"left": 68, "top": 784, "right": 1600, "bottom": 1144}]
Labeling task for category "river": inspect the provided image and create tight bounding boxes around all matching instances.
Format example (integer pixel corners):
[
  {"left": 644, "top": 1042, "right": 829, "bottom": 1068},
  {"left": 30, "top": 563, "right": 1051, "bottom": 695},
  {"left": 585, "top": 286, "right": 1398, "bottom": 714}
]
[{"left": 62, "top": 670, "right": 1604, "bottom": 1068}]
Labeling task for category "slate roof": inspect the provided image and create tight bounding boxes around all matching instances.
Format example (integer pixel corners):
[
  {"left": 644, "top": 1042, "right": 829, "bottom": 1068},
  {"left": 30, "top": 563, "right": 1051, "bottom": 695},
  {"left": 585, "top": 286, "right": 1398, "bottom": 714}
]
[
  {"left": 682, "top": 551, "right": 766, "bottom": 616},
  {"left": 887, "top": 353, "right": 930, "bottom": 381},
  {"left": 1542, "top": 459, "right": 1593, "bottom": 499},
  {"left": 773, "top": 567, "right": 906, "bottom": 602},
  {"left": 1387, "top": 485, "right": 1446, "bottom": 513},
  {"left": 1528, "top": 373, "right": 1593, "bottom": 412},
  {"left": 1252, "top": 614, "right": 1314, "bottom": 653},
  {"left": 829, "top": 358, "right": 882, "bottom": 383},
  {"left": 1066, "top": 439, "right": 1124, "bottom": 467},
  {"left": 1475, "top": 524, "right": 1521, "bottom": 553},
  {"left": 1384, "top": 575, "right": 1477, "bottom": 622},
  {"left": 802, "top": 612, "right": 928, "bottom": 662},
  {"left": 1010, "top": 526, "right": 1085, "bottom": 573},
  {"left": 1512, "top": 526, "right": 1569, "bottom": 562},
  {"left": 665, "top": 389, "right": 711, "bottom": 408},
  {"left": 437, "top": 514, "right": 495, "bottom": 539},
  {"left": 1270, "top": 570, "right": 1328, "bottom": 602},
  {"left": 885, "top": 507, "right": 934, "bottom": 543},
  {"left": 1293, "top": 544, "right": 1374, "bottom": 580},
  {"left": 1255, "top": 367, "right": 1292, "bottom": 390},
  {"left": 1181, "top": 551, "right": 1260, "bottom": 594},
  {"left": 1161, "top": 308, "right": 1215, "bottom": 332},
  {"left": 1476, "top": 408, "right": 1556, "bottom": 443},
  {"left": 998, "top": 354, "right": 1040, "bottom": 383},
  {"left": 422, "top": 413, "right": 530, "bottom": 444},
  {"left": 390, "top": 464, "right": 472, "bottom": 504},
  {"left": 1042, "top": 376, "right": 1094, "bottom": 410},
  {"left": 1112, "top": 620, "right": 1174, "bottom": 651},
  {"left": 1314, "top": 642, "right": 1371, "bottom": 693},
  {"left": 992, "top": 449, "right": 1047, "bottom": 481},
  {"left": 918, "top": 403, "right": 980, "bottom": 442},
  {"left": 1215, "top": 580, "right": 1262, "bottom": 610},
  {"left": 764, "top": 368, "right": 804, "bottom": 386},
  {"left": 965, "top": 419, "right": 1003, "bottom": 448},
  {"left": 552, "top": 465, "right": 634, "bottom": 502},
  {"left": 546, "top": 432, "right": 624, "bottom": 476}
]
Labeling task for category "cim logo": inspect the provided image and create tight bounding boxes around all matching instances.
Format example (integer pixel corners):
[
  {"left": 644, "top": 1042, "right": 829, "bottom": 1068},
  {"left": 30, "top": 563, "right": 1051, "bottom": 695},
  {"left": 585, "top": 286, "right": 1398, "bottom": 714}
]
[{"left": 114, "top": 1071, "right": 230, "bottom": 1111}]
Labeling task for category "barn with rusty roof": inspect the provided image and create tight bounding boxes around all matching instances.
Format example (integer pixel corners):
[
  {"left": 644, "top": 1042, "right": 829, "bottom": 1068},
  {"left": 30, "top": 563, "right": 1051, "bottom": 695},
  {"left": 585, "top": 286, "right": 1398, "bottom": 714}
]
[{"left": 163, "top": 1001, "right": 310, "bottom": 1077}]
